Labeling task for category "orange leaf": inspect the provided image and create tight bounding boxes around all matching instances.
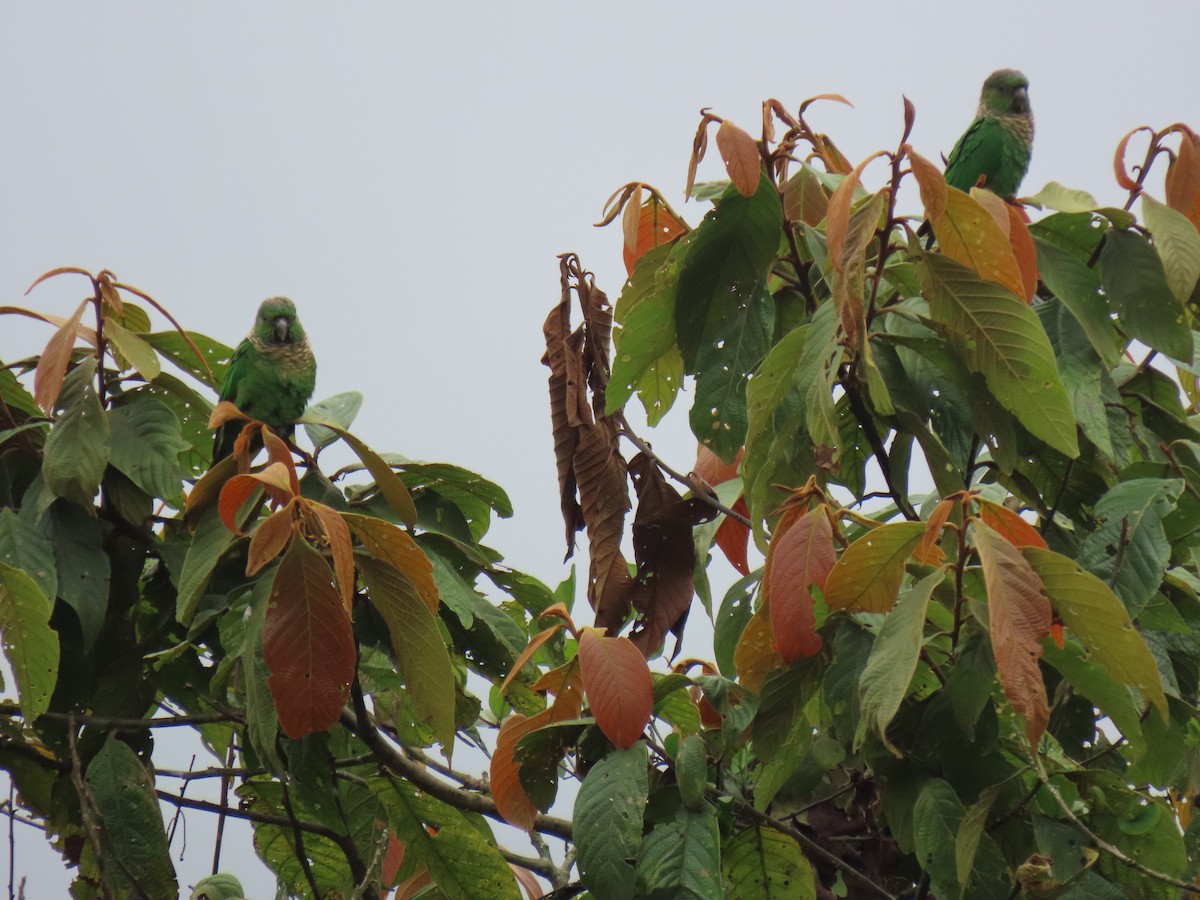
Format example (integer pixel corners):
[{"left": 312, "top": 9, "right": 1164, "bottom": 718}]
[
  {"left": 622, "top": 194, "right": 689, "bottom": 275},
  {"left": 307, "top": 500, "right": 357, "bottom": 614},
  {"left": 247, "top": 503, "right": 295, "bottom": 576},
  {"left": 1113, "top": 127, "right": 1147, "bottom": 192},
  {"left": 766, "top": 505, "right": 833, "bottom": 664},
  {"left": 826, "top": 151, "right": 887, "bottom": 272},
  {"left": 511, "top": 864, "right": 544, "bottom": 899},
  {"left": 501, "top": 624, "right": 563, "bottom": 694},
  {"left": 714, "top": 497, "right": 750, "bottom": 576},
  {"left": 33, "top": 299, "right": 88, "bottom": 414},
  {"left": 218, "top": 465, "right": 294, "bottom": 533},
  {"left": 978, "top": 499, "right": 1048, "bottom": 549},
  {"left": 262, "top": 428, "right": 301, "bottom": 495},
  {"left": 716, "top": 120, "right": 762, "bottom": 197},
  {"left": 343, "top": 513, "right": 438, "bottom": 615},
  {"left": 692, "top": 444, "right": 741, "bottom": 487},
  {"left": 532, "top": 656, "right": 585, "bottom": 719},
  {"left": 913, "top": 498, "right": 954, "bottom": 565},
  {"left": 974, "top": 522, "right": 1051, "bottom": 748},
  {"left": 782, "top": 166, "right": 830, "bottom": 228},
  {"left": 395, "top": 868, "right": 433, "bottom": 900},
  {"left": 905, "top": 144, "right": 947, "bottom": 221},
  {"left": 263, "top": 537, "right": 356, "bottom": 738},
  {"left": 578, "top": 629, "right": 653, "bottom": 749},
  {"left": 733, "top": 601, "right": 780, "bottom": 694},
  {"left": 207, "top": 400, "right": 246, "bottom": 430},
  {"left": 492, "top": 710, "right": 550, "bottom": 830},
  {"left": 1005, "top": 203, "right": 1039, "bottom": 303},
  {"left": 1165, "top": 127, "right": 1200, "bottom": 229},
  {"left": 931, "top": 188, "right": 1025, "bottom": 298}
]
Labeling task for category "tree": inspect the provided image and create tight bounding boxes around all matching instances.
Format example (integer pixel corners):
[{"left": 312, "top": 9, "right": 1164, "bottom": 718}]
[{"left": 1, "top": 97, "right": 1199, "bottom": 899}]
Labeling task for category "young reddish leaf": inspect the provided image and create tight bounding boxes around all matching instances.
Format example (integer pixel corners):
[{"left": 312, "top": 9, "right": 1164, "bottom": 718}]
[
  {"left": 343, "top": 512, "right": 438, "bottom": 615},
  {"left": 930, "top": 188, "right": 1025, "bottom": 299},
  {"left": 1050, "top": 620, "right": 1065, "bottom": 651},
  {"left": 824, "top": 522, "right": 925, "bottom": 612},
  {"left": 1005, "top": 202, "right": 1039, "bottom": 303},
  {"left": 246, "top": 503, "right": 295, "bottom": 576},
  {"left": 906, "top": 144, "right": 947, "bottom": 222},
  {"left": 978, "top": 499, "right": 1047, "bottom": 549},
  {"left": 826, "top": 152, "right": 887, "bottom": 272},
  {"left": 733, "top": 601, "right": 780, "bottom": 694},
  {"left": 33, "top": 299, "right": 88, "bottom": 414},
  {"left": 218, "top": 464, "right": 294, "bottom": 533},
  {"left": 578, "top": 628, "right": 653, "bottom": 749},
  {"left": 262, "top": 427, "right": 301, "bottom": 495},
  {"left": 96, "top": 274, "right": 124, "bottom": 316},
  {"left": 395, "top": 868, "right": 433, "bottom": 900},
  {"left": 716, "top": 120, "right": 762, "bottom": 197},
  {"left": 714, "top": 497, "right": 751, "bottom": 576},
  {"left": 692, "top": 444, "right": 741, "bottom": 488},
  {"left": 207, "top": 399, "right": 246, "bottom": 429},
  {"left": 532, "top": 655, "right": 585, "bottom": 718},
  {"left": 501, "top": 624, "right": 564, "bottom": 694},
  {"left": 510, "top": 864, "right": 543, "bottom": 899},
  {"left": 1113, "top": 127, "right": 1149, "bottom": 192},
  {"left": 974, "top": 522, "right": 1051, "bottom": 748},
  {"left": 307, "top": 500, "right": 356, "bottom": 614},
  {"left": 263, "top": 537, "right": 356, "bottom": 738},
  {"left": 913, "top": 498, "right": 954, "bottom": 565},
  {"left": 621, "top": 194, "right": 688, "bottom": 274},
  {"left": 492, "top": 710, "right": 551, "bottom": 830},
  {"left": 766, "top": 505, "right": 834, "bottom": 664},
  {"left": 1164, "top": 126, "right": 1200, "bottom": 229},
  {"left": 381, "top": 834, "right": 405, "bottom": 887}
]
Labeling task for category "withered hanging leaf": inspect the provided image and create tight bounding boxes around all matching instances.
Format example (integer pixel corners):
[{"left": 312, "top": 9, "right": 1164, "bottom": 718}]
[
  {"left": 620, "top": 454, "right": 713, "bottom": 657},
  {"left": 576, "top": 419, "right": 631, "bottom": 619}
]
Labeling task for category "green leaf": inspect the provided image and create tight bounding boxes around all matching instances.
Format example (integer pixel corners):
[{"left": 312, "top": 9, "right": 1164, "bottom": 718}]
[
  {"left": 359, "top": 556, "right": 456, "bottom": 752},
  {"left": 654, "top": 686, "right": 702, "bottom": 735},
  {"left": 177, "top": 507, "right": 237, "bottom": 624},
  {"left": 638, "top": 345, "right": 684, "bottom": 425},
  {"left": 1041, "top": 639, "right": 1145, "bottom": 752},
  {"left": 675, "top": 172, "right": 784, "bottom": 371},
  {"left": 142, "top": 330, "right": 233, "bottom": 390},
  {"left": 955, "top": 785, "right": 1001, "bottom": 889},
  {"left": 105, "top": 317, "right": 162, "bottom": 381},
  {"left": 242, "top": 576, "right": 282, "bottom": 772},
  {"left": 373, "top": 774, "right": 522, "bottom": 900},
  {"left": 1141, "top": 194, "right": 1200, "bottom": 302},
  {"left": 636, "top": 805, "right": 722, "bottom": 900},
  {"left": 303, "top": 390, "right": 364, "bottom": 451},
  {"left": 0, "top": 366, "right": 40, "bottom": 418},
  {"left": 300, "top": 414, "right": 417, "bottom": 526},
  {"left": 47, "top": 501, "right": 110, "bottom": 650},
  {"left": 1025, "top": 546, "right": 1168, "bottom": 719},
  {"left": 1099, "top": 229, "right": 1191, "bottom": 361},
  {"left": 1034, "top": 238, "right": 1122, "bottom": 367},
  {"left": 914, "top": 778, "right": 1009, "bottom": 900},
  {"left": 86, "top": 738, "right": 178, "bottom": 898},
  {"left": 920, "top": 253, "right": 1079, "bottom": 458},
  {"left": 714, "top": 573, "right": 757, "bottom": 677},
  {"left": 1027, "top": 181, "right": 1100, "bottom": 213},
  {"left": 723, "top": 824, "right": 816, "bottom": 900},
  {"left": 1076, "top": 478, "right": 1182, "bottom": 614},
  {"left": 0, "top": 563, "right": 59, "bottom": 721},
  {"left": 798, "top": 301, "right": 842, "bottom": 464},
  {"left": 575, "top": 743, "right": 649, "bottom": 899},
  {"left": 239, "top": 779, "right": 351, "bottom": 895},
  {"left": 42, "top": 360, "right": 111, "bottom": 505},
  {"left": 856, "top": 569, "right": 944, "bottom": 755},
  {"left": 608, "top": 242, "right": 683, "bottom": 415},
  {"left": 675, "top": 733, "right": 708, "bottom": 810},
  {"left": 134, "top": 375, "right": 214, "bottom": 473},
  {"left": 824, "top": 522, "right": 925, "bottom": 612},
  {"left": 0, "top": 508, "right": 57, "bottom": 602},
  {"left": 108, "top": 393, "right": 188, "bottom": 500},
  {"left": 689, "top": 285, "right": 774, "bottom": 462}
]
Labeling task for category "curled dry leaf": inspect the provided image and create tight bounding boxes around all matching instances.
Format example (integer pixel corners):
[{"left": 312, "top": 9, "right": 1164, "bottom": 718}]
[
  {"left": 622, "top": 184, "right": 643, "bottom": 254},
  {"left": 1113, "top": 126, "right": 1153, "bottom": 193}
]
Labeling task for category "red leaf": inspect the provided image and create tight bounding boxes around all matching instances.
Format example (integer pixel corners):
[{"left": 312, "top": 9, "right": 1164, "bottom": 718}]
[
  {"left": 246, "top": 503, "right": 295, "bottom": 576},
  {"left": 381, "top": 834, "right": 405, "bottom": 887},
  {"left": 692, "top": 444, "right": 741, "bottom": 487},
  {"left": 905, "top": 144, "right": 947, "bottom": 222},
  {"left": 307, "top": 501, "right": 357, "bottom": 614},
  {"left": 622, "top": 194, "right": 689, "bottom": 274},
  {"left": 975, "top": 522, "right": 1051, "bottom": 748},
  {"left": 716, "top": 120, "right": 762, "bottom": 197},
  {"left": 913, "top": 498, "right": 954, "bottom": 566},
  {"left": 1113, "top": 127, "right": 1148, "bottom": 192},
  {"left": 978, "top": 499, "right": 1048, "bottom": 549},
  {"left": 1165, "top": 126, "right": 1200, "bottom": 230},
  {"left": 33, "top": 299, "right": 89, "bottom": 414},
  {"left": 262, "top": 427, "right": 301, "bottom": 495},
  {"left": 578, "top": 629, "right": 653, "bottom": 749},
  {"left": 218, "top": 464, "right": 294, "bottom": 533},
  {"left": 500, "top": 624, "right": 564, "bottom": 694},
  {"left": 766, "top": 505, "right": 834, "bottom": 664},
  {"left": 492, "top": 711, "right": 548, "bottom": 830},
  {"left": 263, "top": 538, "right": 356, "bottom": 738},
  {"left": 511, "top": 863, "right": 544, "bottom": 899},
  {"left": 714, "top": 496, "right": 750, "bottom": 576},
  {"left": 1006, "top": 202, "right": 1039, "bottom": 303}
]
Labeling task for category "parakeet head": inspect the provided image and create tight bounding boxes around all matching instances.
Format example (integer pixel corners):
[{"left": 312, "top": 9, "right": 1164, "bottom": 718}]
[
  {"left": 252, "top": 297, "right": 306, "bottom": 344},
  {"left": 980, "top": 69, "right": 1030, "bottom": 117}
]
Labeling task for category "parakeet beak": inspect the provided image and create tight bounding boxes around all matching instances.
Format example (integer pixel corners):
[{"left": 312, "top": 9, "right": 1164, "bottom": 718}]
[
  {"left": 1012, "top": 86, "right": 1029, "bottom": 114},
  {"left": 274, "top": 317, "right": 291, "bottom": 342}
]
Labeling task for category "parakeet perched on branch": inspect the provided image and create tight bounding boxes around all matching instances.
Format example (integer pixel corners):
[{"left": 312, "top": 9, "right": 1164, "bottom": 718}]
[
  {"left": 943, "top": 68, "right": 1034, "bottom": 199},
  {"left": 212, "top": 297, "right": 316, "bottom": 462}
]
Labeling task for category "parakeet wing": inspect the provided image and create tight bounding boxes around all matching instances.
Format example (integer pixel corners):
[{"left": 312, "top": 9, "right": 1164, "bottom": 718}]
[{"left": 943, "top": 116, "right": 1007, "bottom": 194}]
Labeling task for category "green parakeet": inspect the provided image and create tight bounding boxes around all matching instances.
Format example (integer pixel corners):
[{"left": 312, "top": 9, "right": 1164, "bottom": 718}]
[
  {"left": 943, "top": 68, "right": 1034, "bottom": 199},
  {"left": 212, "top": 297, "right": 316, "bottom": 462}
]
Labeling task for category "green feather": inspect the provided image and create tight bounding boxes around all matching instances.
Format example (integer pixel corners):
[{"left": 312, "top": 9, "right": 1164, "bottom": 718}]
[
  {"left": 943, "top": 69, "right": 1033, "bottom": 200},
  {"left": 212, "top": 297, "right": 317, "bottom": 462}
]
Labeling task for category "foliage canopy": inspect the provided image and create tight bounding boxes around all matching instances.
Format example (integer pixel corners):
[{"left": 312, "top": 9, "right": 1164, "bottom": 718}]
[{"left": 2, "top": 97, "right": 1200, "bottom": 899}]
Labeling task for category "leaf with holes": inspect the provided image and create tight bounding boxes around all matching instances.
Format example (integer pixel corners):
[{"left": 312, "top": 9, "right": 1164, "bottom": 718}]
[
  {"left": 0, "top": 563, "right": 59, "bottom": 722},
  {"left": 575, "top": 743, "right": 649, "bottom": 899},
  {"left": 723, "top": 824, "right": 816, "bottom": 900},
  {"left": 42, "top": 360, "right": 111, "bottom": 506}
]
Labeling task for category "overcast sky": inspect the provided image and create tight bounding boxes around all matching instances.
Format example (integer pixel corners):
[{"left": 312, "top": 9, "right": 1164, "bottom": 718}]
[{"left": 2, "top": 1, "right": 1195, "bottom": 895}]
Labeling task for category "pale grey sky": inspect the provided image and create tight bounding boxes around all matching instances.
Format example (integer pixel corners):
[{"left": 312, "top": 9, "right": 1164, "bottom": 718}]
[{"left": 2, "top": 1, "right": 1195, "bottom": 895}]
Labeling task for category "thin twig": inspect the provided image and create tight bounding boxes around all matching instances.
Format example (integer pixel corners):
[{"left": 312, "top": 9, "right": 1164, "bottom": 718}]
[
  {"left": 0, "top": 703, "right": 239, "bottom": 730},
  {"left": 212, "top": 742, "right": 234, "bottom": 875}
]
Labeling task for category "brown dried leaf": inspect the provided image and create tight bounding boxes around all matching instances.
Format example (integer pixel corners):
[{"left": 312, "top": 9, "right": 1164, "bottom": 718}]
[
  {"left": 975, "top": 522, "right": 1051, "bottom": 748},
  {"left": 576, "top": 419, "right": 631, "bottom": 617},
  {"left": 622, "top": 184, "right": 643, "bottom": 254},
  {"left": 716, "top": 120, "right": 762, "bottom": 197},
  {"left": 685, "top": 113, "right": 713, "bottom": 200},
  {"left": 33, "top": 300, "right": 89, "bottom": 414}
]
